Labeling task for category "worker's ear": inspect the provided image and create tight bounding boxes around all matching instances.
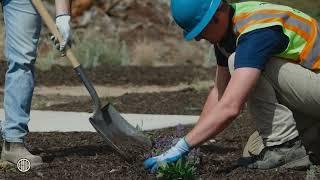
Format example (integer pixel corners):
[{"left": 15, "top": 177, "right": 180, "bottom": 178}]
[
  {"left": 213, "top": 2, "right": 229, "bottom": 25},
  {"left": 212, "top": 14, "right": 220, "bottom": 24}
]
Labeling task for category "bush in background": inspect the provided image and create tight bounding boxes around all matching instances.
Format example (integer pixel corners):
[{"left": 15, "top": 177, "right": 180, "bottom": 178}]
[
  {"left": 35, "top": 31, "right": 130, "bottom": 71},
  {"left": 36, "top": 51, "right": 57, "bottom": 71},
  {"left": 130, "top": 39, "right": 160, "bottom": 66},
  {"left": 74, "top": 34, "right": 130, "bottom": 68}
]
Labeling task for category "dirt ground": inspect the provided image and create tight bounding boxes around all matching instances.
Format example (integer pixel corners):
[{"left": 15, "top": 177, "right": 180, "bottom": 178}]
[
  {"left": 0, "top": 109, "right": 306, "bottom": 179},
  {"left": 0, "top": 65, "right": 312, "bottom": 179},
  {"left": 0, "top": 0, "right": 318, "bottom": 178},
  {"left": 0, "top": 62, "right": 214, "bottom": 87},
  {"left": 31, "top": 88, "right": 208, "bottom": 114}
]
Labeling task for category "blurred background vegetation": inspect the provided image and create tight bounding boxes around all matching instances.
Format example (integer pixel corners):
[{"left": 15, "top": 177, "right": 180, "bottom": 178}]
[
  {"left": 0, "top": 0, "right": 320, "bottom": 71},
  {"left": 229, "top": 0, "right": 320, "bottom": 20}
]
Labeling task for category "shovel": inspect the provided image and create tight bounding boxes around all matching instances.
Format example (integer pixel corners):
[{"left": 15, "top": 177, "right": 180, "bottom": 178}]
[{"left": 32, "top": 0, "right": 152, "bottom": 160}]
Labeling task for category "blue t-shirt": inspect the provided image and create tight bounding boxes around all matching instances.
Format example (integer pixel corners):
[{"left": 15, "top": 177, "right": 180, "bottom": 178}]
[{"left": 215, "top": 26, "right": 289, "bottom": 70}]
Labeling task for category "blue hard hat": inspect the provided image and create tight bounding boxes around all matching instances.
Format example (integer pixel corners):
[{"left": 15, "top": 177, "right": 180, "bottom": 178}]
[{"left": 171, "top": 0, "right": 222, "bottom": 40}]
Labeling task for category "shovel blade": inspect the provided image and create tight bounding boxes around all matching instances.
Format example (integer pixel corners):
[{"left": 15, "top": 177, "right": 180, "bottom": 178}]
[{"left": 89, "top": 103, "right": 152, "bottom": 160}]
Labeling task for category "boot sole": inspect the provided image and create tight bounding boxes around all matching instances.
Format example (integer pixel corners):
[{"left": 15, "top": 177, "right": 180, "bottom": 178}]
[{"left": 281, "top": 155, "right": 311, "bottom": 170}]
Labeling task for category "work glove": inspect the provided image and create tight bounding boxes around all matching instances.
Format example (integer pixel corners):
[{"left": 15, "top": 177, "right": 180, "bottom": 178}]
[
  {"left": 51, "top": 14, "right": 71, "bottom": 55},
  {"left": 144, "top": 138, "right": 190, "bottom": 173}
]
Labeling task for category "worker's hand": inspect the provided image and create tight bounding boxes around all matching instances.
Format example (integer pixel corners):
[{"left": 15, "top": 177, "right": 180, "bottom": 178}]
[
  {"left": 51, "top": 14, "right": 71, "bottom": 55},
  {"left": 144, "top": 138, "right": 190, "bottom": 173}
]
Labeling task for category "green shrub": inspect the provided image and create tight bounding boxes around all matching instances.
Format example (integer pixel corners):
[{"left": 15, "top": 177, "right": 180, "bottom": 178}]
[
  {"left": 74, "top": 37, "right": 130, "bottom": 69},
  {"left": 36, "top": 32, "right": 130, "bottom": 70},
  {"left": 36, "top": 51, "right": 58, "bottom": 71},
  {"left": 156, "top": 158, "right": 198, "bottom": 180}
]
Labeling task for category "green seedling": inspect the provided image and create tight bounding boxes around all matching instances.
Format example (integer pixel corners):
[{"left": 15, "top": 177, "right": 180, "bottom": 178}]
[
  {"left": 306, "top": 165, "right": 320, "bottom": 180},
  {"left": 156, "top": 158, "right": 198, "bottom": 180}
]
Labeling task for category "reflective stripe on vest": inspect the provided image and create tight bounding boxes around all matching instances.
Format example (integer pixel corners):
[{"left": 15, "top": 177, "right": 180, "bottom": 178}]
[{"left": 232, "top": 2, "right": 320, "bottom": 70}]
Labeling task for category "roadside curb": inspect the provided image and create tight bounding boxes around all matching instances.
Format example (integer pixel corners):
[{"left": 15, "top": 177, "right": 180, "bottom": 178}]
[{"left": 0, "top": 109, "right": 198, "bottom": 132}]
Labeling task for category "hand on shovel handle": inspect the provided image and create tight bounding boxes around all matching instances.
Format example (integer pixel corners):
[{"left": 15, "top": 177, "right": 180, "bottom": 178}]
[
  {"left": 32, "top": 0, "right": 152, "bottom": 161},
  {"left": 32, "top": 0, "right": 79, "bottom": 68}
]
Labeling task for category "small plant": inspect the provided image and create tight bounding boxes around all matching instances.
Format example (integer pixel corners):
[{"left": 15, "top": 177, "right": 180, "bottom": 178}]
[
  {"left": 144, "top": 125, "right": 201, "bottom": 179},
  {"left": 75, "top": 36, "right": 128, "bottom": 68},
  {"left": 156, "top": 158, "right": 197, "bottom": 180},
  {"left": 306, "top": 165, "right": 320, "bottom": 180},
  {"left": 36, "top": 31, "right": 131, "bottom": 70}
]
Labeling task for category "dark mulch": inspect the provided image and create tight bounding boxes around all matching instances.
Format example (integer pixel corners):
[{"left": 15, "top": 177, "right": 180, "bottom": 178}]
[
  {"left": 0, "top": 89, "right": 307, "bottom": 179},
  {"left": 0, "top": 61, "right": 214, "bottom": 87},
  {"left": 0, "top": 113, "right": 306, "bottom": 179},
  {"left": 35, "top": 88, "right": 208, "bottom": 115}
]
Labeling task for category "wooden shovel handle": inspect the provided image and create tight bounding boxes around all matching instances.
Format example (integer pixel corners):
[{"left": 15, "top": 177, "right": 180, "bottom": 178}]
[{"left": 32, "top": 0, "right": 80, "bottom": 68}]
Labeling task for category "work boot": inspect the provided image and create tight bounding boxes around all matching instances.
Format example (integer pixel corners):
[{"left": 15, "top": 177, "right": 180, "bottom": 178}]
[
  {"left": 238, "top": 137, "right": 311, "bottom": 170},
  {"left": 1, "top": 141, "right": 43, "bottom": 168}
]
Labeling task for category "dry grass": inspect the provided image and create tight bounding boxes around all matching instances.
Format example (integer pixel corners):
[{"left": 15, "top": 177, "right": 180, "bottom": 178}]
[
  {"left": 36, "top": 29, "right": 131, "bottom": 70},
  {"left": 162, "top": 38, "right": 209, "bottom": 66},
  {"left": 130, "top": 38, "right": 210, "bottom": 67},
  {"left": 130, "top": 39, "right": 161, "bottom": 66},
  {"left": 176, "top": 41, "right": 205, "bottom": 65}
]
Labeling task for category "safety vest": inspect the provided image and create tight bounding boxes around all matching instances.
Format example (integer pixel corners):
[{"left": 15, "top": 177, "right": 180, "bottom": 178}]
[{"left": 232, "top": 1, "right": 320, "bottom": 70}]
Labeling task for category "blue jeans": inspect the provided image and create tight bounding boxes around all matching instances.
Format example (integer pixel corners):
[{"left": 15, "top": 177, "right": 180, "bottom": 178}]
[{"left": 1, "top": 0, "right": 41, "bottom": 142}]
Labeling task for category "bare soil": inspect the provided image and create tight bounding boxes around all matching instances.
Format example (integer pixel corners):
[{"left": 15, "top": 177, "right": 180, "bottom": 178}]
[
  {"left": 0, "top": 65, "right": 310, "bottom": 179},
  {"left": 0, "top": 111, "right": 306, "bottom": 180},
  {"left": 0, "top": 62, "right": 214, "bottom": 87},
  {"left": 0, "top": 0, "right": 318, "bottom": 178},
  {"left": 0, "top": 88, "right": 308, "bottom": 179},
  {"left": 32, "top": 88, "right": 208, "bottom": 114}
]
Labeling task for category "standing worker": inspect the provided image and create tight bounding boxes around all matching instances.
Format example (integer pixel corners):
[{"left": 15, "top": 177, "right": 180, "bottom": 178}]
[
  {"left": 145, "top": 0, "right": 320, "bottom": 171},
  {"left": 0, "top": 0, "right": 72, "bottom": 167}
]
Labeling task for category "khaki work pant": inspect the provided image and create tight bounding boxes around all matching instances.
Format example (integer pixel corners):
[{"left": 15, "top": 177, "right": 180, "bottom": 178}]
[{"left": 228, "top": 53, "right": 320, "bottom": 159}]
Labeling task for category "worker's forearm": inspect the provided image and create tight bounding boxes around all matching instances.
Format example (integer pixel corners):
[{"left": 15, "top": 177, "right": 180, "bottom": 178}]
[
  {"left": 185, "top": 101, "right": 238, "bottom": 147},
  {"left": 216, "top": 66, "right": 231, "bottom": 100},
  {"left": 199, "top": 66, "right": 230, "bottom": 121},
  {"left": 186, "top": 68, "right": 261, "bottom": 147},
  {"left": 55, "top": 0, "right": 71, "bottom": 16},
  {"left": 199, "top": 87, "right": 219, "bottom": 121}
]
